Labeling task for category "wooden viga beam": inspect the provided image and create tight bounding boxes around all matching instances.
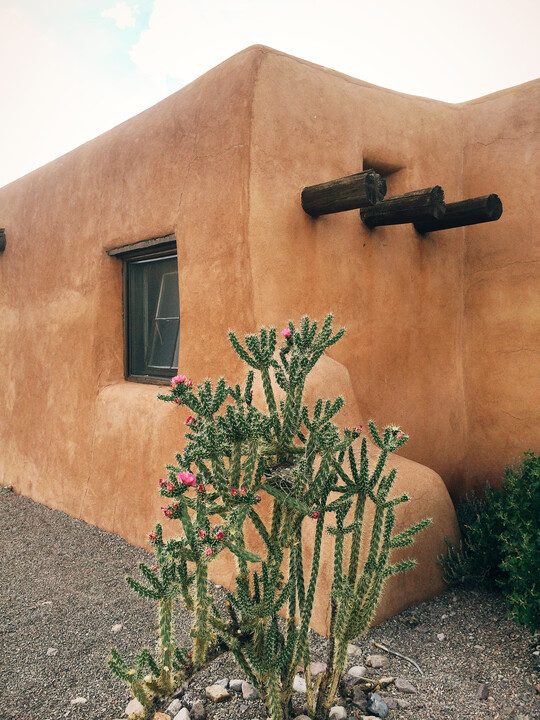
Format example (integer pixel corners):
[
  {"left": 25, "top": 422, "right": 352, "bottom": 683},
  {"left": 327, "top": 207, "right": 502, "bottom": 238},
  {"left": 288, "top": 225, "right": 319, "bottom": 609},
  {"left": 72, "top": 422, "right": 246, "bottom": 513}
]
[
  {"left": 360, "top": 186, "right": 445, "bottom": 229},
  {"left": 301, "top": 170, "right": 387, "bottom": 217},
  {"left": 413, "top": 194, "right": 503, "bottom": 234},
  {"left": 0, "top": 229, "right": 5, "bottom": 253}
]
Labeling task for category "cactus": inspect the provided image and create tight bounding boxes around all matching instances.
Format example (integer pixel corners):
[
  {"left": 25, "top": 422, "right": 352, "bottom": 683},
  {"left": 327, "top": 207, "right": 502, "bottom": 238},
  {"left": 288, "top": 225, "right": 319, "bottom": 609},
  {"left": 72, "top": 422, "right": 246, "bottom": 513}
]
[{"left": 109, "top": 315, "right": 430, "bottom": 719}]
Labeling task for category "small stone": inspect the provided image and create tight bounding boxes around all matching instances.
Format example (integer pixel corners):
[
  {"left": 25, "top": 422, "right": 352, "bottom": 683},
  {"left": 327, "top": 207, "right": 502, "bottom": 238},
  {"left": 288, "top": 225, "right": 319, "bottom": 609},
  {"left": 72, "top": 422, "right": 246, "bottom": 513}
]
[
  {"left": 352, "top": 686, "right": 368, "bottom": 711},
  {"left": 415, "top": 624, "right": 429, "bottom": 633},
  {"left": 535, "top": 682, "right": 540, "bottom": 694},
  {"left": 205, "top": 684, "right": 230, "bottom": 702},
  {"left": 172, "top": 710, "right": 190, "bottom": 720},
  {"left": 366, "top": 655, "right": 389, "bottom": 669},
  {"left": 242, "top": 681, "right": 259, "bottom": 700},
  {"left": 395, "top": 677, "right": 417, "bottom": 694},
  {"left": 125, "top": 698, "right": 144, "bottom": 716},
  {"left": 366, "top": 692, "right": 389, "bottom": 718},
  {"left": 293, "top": 675, "right": 307, "bottom": 693},
  {"left": 190, "top": 701, "right": 206, "bottom": 720},
  {"left": 294, "top": 716, "right": 311, "bottom": 720},
  {"left": 152, "top": 714, "right": 171, "bottom": 720},
  {"left": 70, "top": 697, "right": 87, "bottom": 705},
  {"left": 215, "top": 678, "right": 229, "bottom": 688},
  {"left": 240, "top": 704, "right": 249, "bottom": 712},
  {"left": 111, "top": 623, "right": 123, "bottom": 633},
  {"left": 310, "top": 661, "right": 327, "bottom": 677},
  {"left": 382, "top": 697, "right": 398, "bottom": 710},
  {"left": 348, "top": 665, "right": 367, "bottom": 678},
  {"left": 329, "top": 706, "right": 347, "bottom": 720},
  {"left": 46, "top": 647, "right": 58, "bottom": 656},
  {"left": 437, "top": 633, "right": 446, "bottom": 641},
  {"left": 396, "top": 698, "right": 410, "bottom": 709},
  {"left": 348, "top": 643, "right": 361, "bottom": 656},
  {"left": 229, "top": 679, "right": 244, "bottom": 693},
  {"left": 166, "top": 700, "right": 182, "bottom": 716},
  {"left": 476, "top": 683, "right": 489, "bottom": 700}
]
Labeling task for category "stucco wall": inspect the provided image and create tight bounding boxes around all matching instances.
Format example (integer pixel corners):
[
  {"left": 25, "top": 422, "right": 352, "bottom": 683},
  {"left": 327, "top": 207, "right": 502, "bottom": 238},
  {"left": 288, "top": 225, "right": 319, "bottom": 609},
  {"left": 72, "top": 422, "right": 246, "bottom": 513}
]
[{"left": 0, "top": 45, "right": 538, "bottom": 627}]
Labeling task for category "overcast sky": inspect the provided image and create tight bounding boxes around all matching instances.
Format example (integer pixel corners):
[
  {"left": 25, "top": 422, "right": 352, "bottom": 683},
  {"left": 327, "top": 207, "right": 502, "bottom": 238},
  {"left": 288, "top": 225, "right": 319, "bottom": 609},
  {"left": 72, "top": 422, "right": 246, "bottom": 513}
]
[{"left": 1, "top": 0, "right": 539, "bottom": 188}]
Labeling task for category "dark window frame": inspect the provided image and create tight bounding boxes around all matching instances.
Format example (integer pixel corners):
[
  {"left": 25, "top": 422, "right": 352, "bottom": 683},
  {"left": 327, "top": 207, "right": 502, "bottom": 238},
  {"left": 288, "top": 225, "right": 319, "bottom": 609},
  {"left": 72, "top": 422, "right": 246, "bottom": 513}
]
[{"left": 107, "top": 234, "right": 179, "bottom": 385}]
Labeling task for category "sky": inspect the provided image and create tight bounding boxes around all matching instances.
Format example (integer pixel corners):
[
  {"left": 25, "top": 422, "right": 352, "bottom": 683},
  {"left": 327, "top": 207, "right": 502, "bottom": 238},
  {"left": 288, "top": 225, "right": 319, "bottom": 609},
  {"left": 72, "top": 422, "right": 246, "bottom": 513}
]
[{"left": 1, "top": 0, "right": 539, "bottom": 189}]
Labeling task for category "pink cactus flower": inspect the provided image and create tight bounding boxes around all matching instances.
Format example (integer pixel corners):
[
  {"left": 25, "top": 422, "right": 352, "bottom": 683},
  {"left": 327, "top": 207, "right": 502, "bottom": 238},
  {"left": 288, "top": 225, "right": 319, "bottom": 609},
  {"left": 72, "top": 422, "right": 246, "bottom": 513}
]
[
  {"left": 205, "top": 548, "right": 213, "bottom": 557},
  {"left": 185, "top": 415, "right": 196, "bottom": 426},
  {"left": 355, "top": 425, "right": 363, "bottom": 433},
  {"left": 230, "top": 487, "right": 238, "bottom": 497},
  {"left": 281, "top": 327, "right": 292, "bottom": 338},
  {"left": 197, "top": 483, "right": 206, "bottom": 493},
  {"left": 147, "top": 531, "right": 157, "bottom": 542},
  {"left": 240, "top": 487, "right": 247, "bottom": 496},
  {"left": 177, "top": 471, "right": 197, "bottom": 486},
  {"left": 198, "top": 529, "right": 206, "bottom": 539},
  {"left": 396, "top": 431, "right": 404, "bottom": 439},
  {"left": 171, "top": 501, "right": 179, "bottom": 509},
  {"left": 185, "top": 378, "right": 193, "bottom": 387},
  {"left": 171, "top": 374, "right": 187, "bottom": 388},
  {"left": 162, "top": 507, "right": 173, "bottom": 518},
  {"left": 166, "top": 481, "right": 174, "bottom": 492},
  {"left": 214, "top": 530, "right": 225, "bottom": 541},
  {"left": 150, "top": 564, "right": 159, "bottom": 572},
  {"left": 311, "top": 511, "right": 320, "bottom": 519}
]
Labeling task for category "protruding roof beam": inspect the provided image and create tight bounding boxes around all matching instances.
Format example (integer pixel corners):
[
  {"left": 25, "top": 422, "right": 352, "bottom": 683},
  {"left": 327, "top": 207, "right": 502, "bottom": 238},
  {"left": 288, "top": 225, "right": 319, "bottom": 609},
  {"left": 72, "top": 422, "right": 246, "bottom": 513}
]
[
  {"left": 0, "top": 228, "right": 5, "bottom": 253},
  {"left": 302, "top": 170, "right": 386, "bottom": 217},
  {"left": 414, "top": 194, "right": 503, "bottom": 234},
  {"left": 360, "top": 186, "right": 445, "bottom": 229}
]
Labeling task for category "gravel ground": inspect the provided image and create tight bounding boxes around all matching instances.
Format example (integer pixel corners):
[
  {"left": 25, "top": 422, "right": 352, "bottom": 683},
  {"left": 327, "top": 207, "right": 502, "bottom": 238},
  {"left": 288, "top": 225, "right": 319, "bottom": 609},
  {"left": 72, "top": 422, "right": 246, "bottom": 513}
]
[{"left": 0, "top": 487, "right": 538, "bottom": 720}]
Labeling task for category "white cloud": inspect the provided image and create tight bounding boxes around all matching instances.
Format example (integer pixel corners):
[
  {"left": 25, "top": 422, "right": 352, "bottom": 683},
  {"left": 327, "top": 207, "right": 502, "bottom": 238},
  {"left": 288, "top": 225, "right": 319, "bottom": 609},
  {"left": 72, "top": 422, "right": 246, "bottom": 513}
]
[{"left": 102, "top": 2, "right": 139, "bottom": 30}]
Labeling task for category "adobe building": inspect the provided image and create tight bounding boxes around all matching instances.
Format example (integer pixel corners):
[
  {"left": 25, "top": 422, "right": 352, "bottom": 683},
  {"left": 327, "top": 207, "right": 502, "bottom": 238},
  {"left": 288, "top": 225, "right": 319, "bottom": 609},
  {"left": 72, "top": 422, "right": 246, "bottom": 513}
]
[{"left": 0, "top": 46, "right": 538, "bottom": 632}]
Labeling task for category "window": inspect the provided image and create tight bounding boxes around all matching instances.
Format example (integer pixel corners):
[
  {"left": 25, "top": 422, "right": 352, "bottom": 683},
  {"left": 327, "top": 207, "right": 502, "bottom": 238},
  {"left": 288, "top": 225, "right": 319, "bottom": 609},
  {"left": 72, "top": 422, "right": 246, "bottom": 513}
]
[{"left": 108, "top": 234, "right": 180, "bottom": 383}]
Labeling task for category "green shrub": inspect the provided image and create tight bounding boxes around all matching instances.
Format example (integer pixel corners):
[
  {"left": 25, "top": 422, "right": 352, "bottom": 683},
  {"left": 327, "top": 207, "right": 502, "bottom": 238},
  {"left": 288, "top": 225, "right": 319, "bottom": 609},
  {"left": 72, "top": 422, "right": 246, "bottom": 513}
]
[{"left": 441, "top": 451, "right": 540, "bottom": 634}]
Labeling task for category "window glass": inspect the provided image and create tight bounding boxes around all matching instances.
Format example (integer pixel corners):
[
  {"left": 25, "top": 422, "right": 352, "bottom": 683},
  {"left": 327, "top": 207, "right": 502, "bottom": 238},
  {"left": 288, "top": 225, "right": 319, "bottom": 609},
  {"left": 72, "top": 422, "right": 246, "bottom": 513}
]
[{"left": 127, "top": 255, "right": 180, "bottom": 378}]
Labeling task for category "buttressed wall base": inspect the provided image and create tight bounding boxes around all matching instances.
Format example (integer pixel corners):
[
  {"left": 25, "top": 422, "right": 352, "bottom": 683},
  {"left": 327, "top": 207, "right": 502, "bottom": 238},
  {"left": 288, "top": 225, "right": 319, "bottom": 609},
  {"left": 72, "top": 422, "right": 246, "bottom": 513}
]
[{"left": 0, "top": 46, "right": 538, "bottom": 632}]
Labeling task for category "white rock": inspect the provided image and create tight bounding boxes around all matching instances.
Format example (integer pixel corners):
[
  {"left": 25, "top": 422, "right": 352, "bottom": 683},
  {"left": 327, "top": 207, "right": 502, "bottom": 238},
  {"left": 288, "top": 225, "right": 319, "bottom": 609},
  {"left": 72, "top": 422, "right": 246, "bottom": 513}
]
[
  {"left": 215, "top": 678, "right": 229, "bottom": 688},
  {"left": 348, "top": 665, "right": 367, "bottom": 678},
  {"left": 70, "top": 697, "right": 87, "bottom": 705},
  {"left": 46, "top": 647, "right": 58, "bottom": 656},
  {"left": 293, "top": 675, "right": 307, "bottom": 693},
  {"left": 310, "top": 662, "right": 327, "bottom": 677},
  {"left": 242, "top": 681, "right": 259, "bottom": 700},
  {"left": 347, "top": 643, "right": 361, "bottom": 656},
  {"left": 366, "top": 654, "right": 389, "bottom": 669},
  {"left": 229, "top": 678, "right": 244, "bottom": 693},
  {"left": 329, "top": 707, "right": 347, "bottom": 720},
  {"left": 173, "top": 709, "right": 191, "bottom": 720},
  {"left": 205, "top": 684, "right": 230, "bottom": 702},
  {"left": 125, "top": 698, "right": 145, "bottom": 716},
  {"left": 437, "top": 633, "right": 446, "bottom": 641},
  {"left": 166, "top": 699, "right": 182, "bottom": 716},
  {"left": 111, "top": 623, "right": 123, "bottom": 633}
]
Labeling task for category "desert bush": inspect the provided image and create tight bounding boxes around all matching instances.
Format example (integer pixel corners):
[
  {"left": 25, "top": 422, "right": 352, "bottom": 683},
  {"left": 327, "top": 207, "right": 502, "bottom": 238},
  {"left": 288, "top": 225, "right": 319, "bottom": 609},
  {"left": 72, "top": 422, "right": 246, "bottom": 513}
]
[
  {"left": 109, "top": 315, "right": 430, "bottom": 719},
  {"left": 441, "top": 451, "right": 540, "bottom": 634}
]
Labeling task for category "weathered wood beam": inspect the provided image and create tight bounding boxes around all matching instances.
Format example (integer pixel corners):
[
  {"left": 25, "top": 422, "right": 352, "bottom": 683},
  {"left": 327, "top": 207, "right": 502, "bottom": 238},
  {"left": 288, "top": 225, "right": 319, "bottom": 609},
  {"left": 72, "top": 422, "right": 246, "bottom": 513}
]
[
  {"left": 360, "top": 186, "right": 445, "bottom": 229},
  {"left": 0, "top": 228, "right": 5, "bottom": 253},
  {"left": 413, "top": 194, "right": 502, "bottom": 234},
  {"left": 302, "top": 170, "right": 387, "bottom": 217}
]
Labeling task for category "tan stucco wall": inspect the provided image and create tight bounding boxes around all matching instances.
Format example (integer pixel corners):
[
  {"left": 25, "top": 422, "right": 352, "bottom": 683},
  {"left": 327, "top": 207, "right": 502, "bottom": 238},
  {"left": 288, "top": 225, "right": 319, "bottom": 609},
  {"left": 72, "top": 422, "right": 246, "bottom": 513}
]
[{"left": 0, "top": 45, "right": 537, "bottom": 628}]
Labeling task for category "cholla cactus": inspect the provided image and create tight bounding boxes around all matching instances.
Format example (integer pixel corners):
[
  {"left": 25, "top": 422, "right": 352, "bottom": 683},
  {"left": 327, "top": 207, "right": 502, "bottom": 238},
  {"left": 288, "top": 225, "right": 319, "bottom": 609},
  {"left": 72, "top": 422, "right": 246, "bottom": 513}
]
[{"left": 109, "top": 315, "right": 430, "bottom": 720}]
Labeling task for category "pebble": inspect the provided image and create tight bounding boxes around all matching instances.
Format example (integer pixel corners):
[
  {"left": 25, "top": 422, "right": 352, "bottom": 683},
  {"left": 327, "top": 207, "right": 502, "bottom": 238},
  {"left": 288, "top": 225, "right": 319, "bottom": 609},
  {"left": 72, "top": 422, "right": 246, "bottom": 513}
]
[
  {"left": 437, "top": 633, "right": 446, "bottom": 641},
  {"left": 348, "top": 665, "right": 368, "bottom": 678},
  {"left": 382, "top": 697, "right": 398, "bottom": 709},
  {"left": 205, "top": 684, "right": 230, "bottom": 702},
  {"left": 293, "top": 675, "right": 307, "bottom": 693},
  {"left": 476, "top": 683, "right": 489, "bottom": 700},
  {"left": 125, "top": 698, "right": 144, "bottom": 715},
  {"left": 310, "top": 661, "right": 327, "bottom": 677},
  {"left": 242, "top": 680, "right": 259, "bottom": 700},
  {"left": 166, "top": 700, "right": 182, "bottom": 716},
  {"left": 229, "top": 678, "right": 244, "bottom": 693},
  {"left": 366, "top": 692, "right": 389, "bottom": 718},
  {"left": 395, "top": 677, "right": 417, "bottom": 694},
  {"left": 172, "top": 709, "right": 190, "bottom": 720},
  {"left": 215, "top": 678, "right": 229, "bottom": 688},
  {"left": 190, "top": 701, "right": 206, "bottom": 720},
  {"left": 70, "top": 697, "right": 87, "bottom": 705},
  {"left": 415, "top": 624, "right": 429, "bottom": 633},
  {"left": 152, "top": 714, "right": 171, "bottom": 720},
  {"left": 351, "top": 686, "right": 368, "bottom": 711},
  {"left": 294, "top": 716, "right": 311, "bottom": 720},
  {"left": 348, "top": 643, "right": 362, "bottom": 656},
  {"left": 46, "top": 647, "right": 58, "bottom": 656},
  {"left": 535, "top": 683, "right": 540, "bottom": 694},
  {"left": 329, "top": 706, "right": 347, "bottom": 720},
  {"left": 366, "top": 655, "right": 389, "bottom": 669},
  {"left": 396, "top": 698, "right": 411, "bottom": 709},
  {"left": 111, "top": 623, "right": 123, "bottom": 633}
]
